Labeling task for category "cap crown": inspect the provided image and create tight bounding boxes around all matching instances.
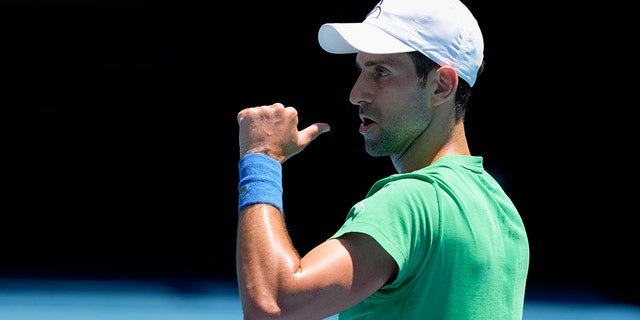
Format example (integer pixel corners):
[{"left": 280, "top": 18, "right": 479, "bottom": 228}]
[{"left": 365, "top": 0, "right": 483, "bottom": 86}]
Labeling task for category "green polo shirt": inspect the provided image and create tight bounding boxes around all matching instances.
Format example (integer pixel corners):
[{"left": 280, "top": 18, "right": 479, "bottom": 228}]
[{"left": 331, "top": 155, "right": 529, "bottom": 319}]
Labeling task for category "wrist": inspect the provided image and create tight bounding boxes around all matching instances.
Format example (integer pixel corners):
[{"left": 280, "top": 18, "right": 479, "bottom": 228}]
[{"left": 237, "top": 153, "right": 283, "bottom": 213}]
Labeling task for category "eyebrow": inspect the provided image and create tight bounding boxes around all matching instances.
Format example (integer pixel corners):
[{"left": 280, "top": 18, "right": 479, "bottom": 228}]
[{"left": 355, "top": 58, "right": 388, "bottom": 70}]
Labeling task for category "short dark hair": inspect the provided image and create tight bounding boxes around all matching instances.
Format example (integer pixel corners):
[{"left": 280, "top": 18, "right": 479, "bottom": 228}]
[{"left": 407, "top": 51, "right": 484, "bottom": 122}]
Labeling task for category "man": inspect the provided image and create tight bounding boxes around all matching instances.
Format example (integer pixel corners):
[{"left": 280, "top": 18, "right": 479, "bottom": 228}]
[{"left": 235, "top": 0, "right": 530, "bottom": 318}]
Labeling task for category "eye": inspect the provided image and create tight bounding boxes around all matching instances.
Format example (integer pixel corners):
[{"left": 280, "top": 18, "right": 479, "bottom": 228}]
[{"left": 374, "top": 67, "right": 389, "bottom": 78}]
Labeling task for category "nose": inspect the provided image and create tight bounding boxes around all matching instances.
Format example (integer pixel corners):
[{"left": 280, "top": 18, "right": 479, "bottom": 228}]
[{"left": 349, "top": 72, "right": 370, "bottom": 106}]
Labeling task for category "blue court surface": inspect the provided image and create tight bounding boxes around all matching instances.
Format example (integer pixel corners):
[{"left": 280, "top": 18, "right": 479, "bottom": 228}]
[{"left": 0, "top": 278, "right": 637, "bottom": 319}]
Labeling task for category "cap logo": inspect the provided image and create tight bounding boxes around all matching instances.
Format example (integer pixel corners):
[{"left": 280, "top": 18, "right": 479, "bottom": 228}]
[{"left": 367, "top": 0, "right": 383, "bottom": 19}]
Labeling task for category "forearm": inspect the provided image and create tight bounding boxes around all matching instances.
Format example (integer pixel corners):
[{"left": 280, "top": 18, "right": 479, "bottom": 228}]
[
  {"left": 235, "top": 103, "right": 332, "bottom": 318},
  {"left": 236, "top": 204, "right": 301, "bottom": 318}
]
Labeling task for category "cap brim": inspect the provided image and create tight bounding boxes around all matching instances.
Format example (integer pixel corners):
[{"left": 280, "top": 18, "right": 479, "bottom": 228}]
[{"left": 318, "top": 22, "right": 415, "bottom": 54}]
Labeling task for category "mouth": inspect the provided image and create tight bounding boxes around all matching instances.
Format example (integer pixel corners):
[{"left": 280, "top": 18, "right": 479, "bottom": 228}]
[{"left": 359, "top": 116, "right": 376, "bottom": 134}]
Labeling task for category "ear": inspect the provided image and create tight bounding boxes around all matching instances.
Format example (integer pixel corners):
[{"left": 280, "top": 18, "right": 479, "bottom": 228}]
[{"left": 432, "top": 66, "right": 458, "bottom": 106}]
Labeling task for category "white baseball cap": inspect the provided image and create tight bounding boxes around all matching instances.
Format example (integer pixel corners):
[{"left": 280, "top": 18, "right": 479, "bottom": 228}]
[{"left": 318, "top": 0, "right": 484, "bottom": 87}]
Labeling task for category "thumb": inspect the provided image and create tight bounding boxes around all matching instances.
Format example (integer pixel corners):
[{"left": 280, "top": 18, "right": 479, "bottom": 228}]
[{"left": 298, "top": 122, "right": 331, "bottom": 146}]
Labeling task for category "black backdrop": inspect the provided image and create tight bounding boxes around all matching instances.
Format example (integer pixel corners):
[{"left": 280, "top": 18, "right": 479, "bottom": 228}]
[{"left": 1, "top": 0, "right": 635, "bottom": 306}]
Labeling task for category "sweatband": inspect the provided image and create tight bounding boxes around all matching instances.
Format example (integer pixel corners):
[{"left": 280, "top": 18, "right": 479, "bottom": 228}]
[{"left": 237, "top": 153, "right": 283, "bottom": 213}]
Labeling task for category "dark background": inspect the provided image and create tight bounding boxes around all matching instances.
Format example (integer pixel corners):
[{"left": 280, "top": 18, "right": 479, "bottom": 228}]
[{"left": 1, "top": 0, "right": 635, "bottom": 306}]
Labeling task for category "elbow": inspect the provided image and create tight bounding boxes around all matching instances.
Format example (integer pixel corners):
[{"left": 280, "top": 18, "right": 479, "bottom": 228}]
[
  {"left": 242, "top": 294, "right": 287, "bottom": 319},
  {"left": 242, "top": 294, "right": 309, "bottom": 320},
  {"left": 242, "top": 302, "right": 282, "bottom": 320}
]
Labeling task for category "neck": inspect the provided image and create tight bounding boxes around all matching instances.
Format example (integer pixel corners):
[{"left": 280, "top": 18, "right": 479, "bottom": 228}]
[{"left": 391, "top": 121, "right": 470, "bottom": 173}]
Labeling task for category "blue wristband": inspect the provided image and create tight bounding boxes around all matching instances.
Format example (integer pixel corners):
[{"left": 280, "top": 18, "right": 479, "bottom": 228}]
[{"left": 238, "top": 153, "right": 283, "bottom": 213}]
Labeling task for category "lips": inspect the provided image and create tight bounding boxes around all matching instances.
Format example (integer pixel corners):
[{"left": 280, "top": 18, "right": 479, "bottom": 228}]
[{"left": 359, "top": 116, "right": 376, "bottom": 134}]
